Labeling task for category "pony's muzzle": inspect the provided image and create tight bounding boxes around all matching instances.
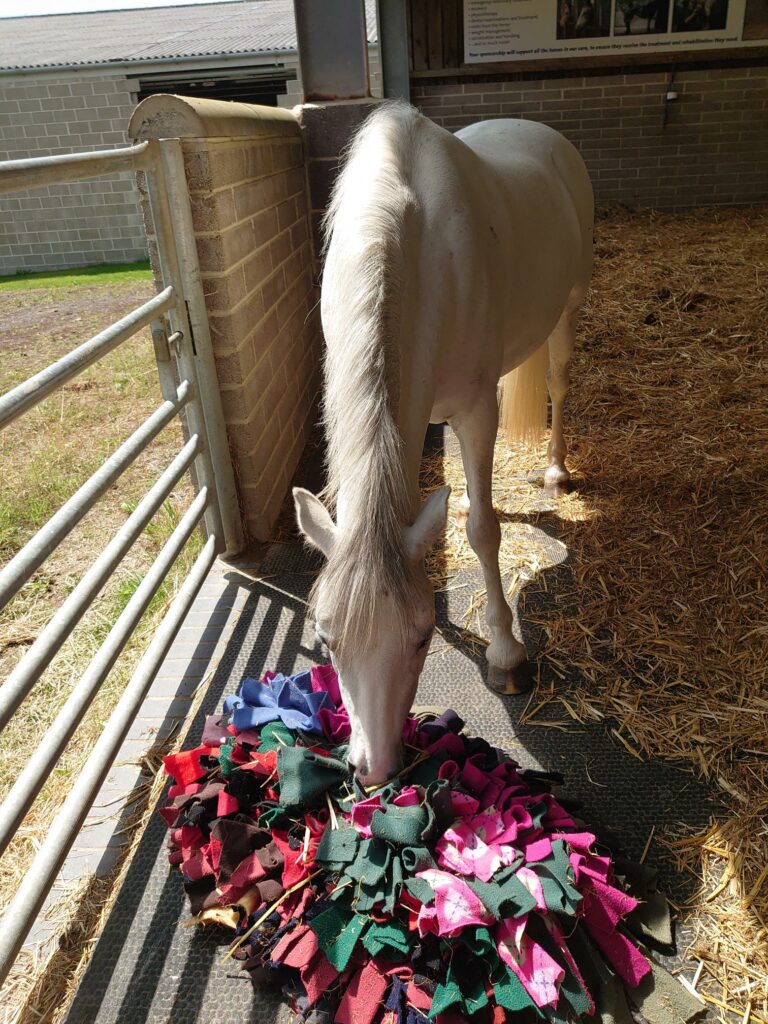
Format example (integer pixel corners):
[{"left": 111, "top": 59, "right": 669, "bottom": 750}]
[{"left": 348, "top": 739, "right": 403, "bottom": 787}]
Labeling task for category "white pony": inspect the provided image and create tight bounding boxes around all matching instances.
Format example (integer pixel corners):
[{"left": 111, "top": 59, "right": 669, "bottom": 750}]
[{"left": 294, "top": 102, "right": 593, "bottom": 783}]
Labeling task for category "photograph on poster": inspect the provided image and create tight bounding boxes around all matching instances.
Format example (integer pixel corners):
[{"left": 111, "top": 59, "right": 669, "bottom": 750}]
[
  {"left": 742, "top": 0, "right": 768, "bottom": 36},
  {"left": 614, "top": 1, "right": 671, "bottom": 33},
  {"left": 556, "top": 0, "right": 612, "bottom": 38},
  {"left": 672, "top": 0, "right": 729, "bottom": 30}
]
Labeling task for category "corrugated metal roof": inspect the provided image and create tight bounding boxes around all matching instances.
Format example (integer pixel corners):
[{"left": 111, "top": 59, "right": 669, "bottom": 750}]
[{"left": 0, "top": 0, "right": 377, "bottom": 73}]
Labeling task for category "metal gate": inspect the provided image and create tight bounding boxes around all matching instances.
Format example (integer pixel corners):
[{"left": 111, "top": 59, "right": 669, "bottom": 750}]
[{"left": 0, "top": 138, "right": 243, "bottom": 982}]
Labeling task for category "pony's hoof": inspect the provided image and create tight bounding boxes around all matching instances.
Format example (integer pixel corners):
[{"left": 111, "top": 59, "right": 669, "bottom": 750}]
[
  {"left": 486, "top": 660, "right": 535, "bottom": 695},
  {"left": 543, "top": 479, "right": 571, "bottom": 498}
]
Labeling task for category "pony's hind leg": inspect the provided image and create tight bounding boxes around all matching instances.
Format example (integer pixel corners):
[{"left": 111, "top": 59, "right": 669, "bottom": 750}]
[
  {"left": 544, "top": 308, "right": 577, "bottom": 497},
  {"left": 451, "top": 390, "right": 534, "bottom": 695}
]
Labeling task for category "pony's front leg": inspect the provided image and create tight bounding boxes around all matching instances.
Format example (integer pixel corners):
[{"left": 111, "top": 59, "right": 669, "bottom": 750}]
[
  {"left": 544, "top": 309, "right": 577, "bottom": 497},
  {"left": 451, "top": 394, "right": 533, "bottom": 695}
]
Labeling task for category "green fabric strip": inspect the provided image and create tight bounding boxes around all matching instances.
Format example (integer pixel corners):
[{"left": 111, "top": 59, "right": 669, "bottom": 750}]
[
  {"left": 276, "top": 745, "right": 347, "bottom": 807},
  {"left": 218, "top": 737, "right": 236, "bottom": 778},
  {"left": 625, "top": 892, "right": 673, "bottom": 947},
  {"left": 404, "top": 876, "right": 434, "bottom": 905},
  {"left": 534, "top": 840, "right": 583, "bottom": 915},
  {"left": 370, "top": 803, "right": 430, "bottom": 845},
  {"left": 382, "top": 851, "right": 404, "bottom": 914},
  {"left": 492, "top": 964, "right": 538, "bottom": 1014},
  {"left": 400, "top": 845, "right": 435, "bottom": 874},
  {"left": 309, "top": 904, "right": 368, "bottom": 973},
  {"left": 568, "top": 926, "right": 634, "bottom": 1024},
  {"left": 628, "top": 951, "right": 706, "bottom": 1023},
  {"left": 467, "top": 872, "right": 537, "bottom": 920},
  {"left": 344, "top": 838, "right": 391, "bottom": 885},
  {"left": 429, "top": 974, "right": 463, "bottom": 1018},
  {"left": 316, "top": 824, "right": 360, "bottom": 867},
  {"left": 361, "top": 919, "right": 412, "bottom": 959},
  {"left": 258, "top": 720, "right": 295, "bottom": 753}
]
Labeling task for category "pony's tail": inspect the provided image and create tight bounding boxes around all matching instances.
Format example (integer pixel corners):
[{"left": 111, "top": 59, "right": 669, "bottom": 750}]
[{"left": 500, "top": 342, "right": 549, "bottom": 445}]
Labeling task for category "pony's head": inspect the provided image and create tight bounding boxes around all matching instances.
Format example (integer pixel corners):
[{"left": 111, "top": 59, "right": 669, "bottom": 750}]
[{"left": 293, "top": 485, "right": 450, "bottom": 784}]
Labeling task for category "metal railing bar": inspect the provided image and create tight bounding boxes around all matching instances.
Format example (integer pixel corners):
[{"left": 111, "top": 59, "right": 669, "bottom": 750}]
[
  {"left": 0, "top": 141, "right": 152, "bottom": 195},
  {"left": 0, "top": 379, "right": 192, "bottom": 615},
  {"left": 144, "top": 142, "right": 226, "bottom": 550},
  {"left": 0, "top": 434, "right": 201, "bottom": 733},
  {"left": 0, "top": 533, "right": 217, "bottom": 986},
  {"left": 0, "top": 487, "right": 209, "bottom": 858},
  {"left": 0, "top": 285, "right": 175, "bottom": 431}
]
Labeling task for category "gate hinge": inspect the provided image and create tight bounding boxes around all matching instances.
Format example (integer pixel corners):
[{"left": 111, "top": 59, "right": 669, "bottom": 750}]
[{"left": 185, "top": 301, "right": 197, "bottom": 356}]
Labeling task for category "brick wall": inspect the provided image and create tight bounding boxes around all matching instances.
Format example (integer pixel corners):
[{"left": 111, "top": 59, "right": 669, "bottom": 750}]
[
  {"left": 0, "top": 73, "right": 148, "bottom": 274},
  {"left": 411, "top": 62, "right": 768, "bottom": 209},
  {"left": 185, "top": 132, "right": 320, "bottom": 541}
]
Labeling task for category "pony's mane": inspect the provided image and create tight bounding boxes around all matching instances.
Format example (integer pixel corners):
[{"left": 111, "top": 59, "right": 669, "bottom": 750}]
[{"left": 314, "top": 102, "right": 423, "bottom": 655}]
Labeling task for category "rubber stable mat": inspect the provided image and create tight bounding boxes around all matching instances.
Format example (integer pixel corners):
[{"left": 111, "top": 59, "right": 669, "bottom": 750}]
[{"left": 66, "top": 459, "right": 716, "bottom": 1024}]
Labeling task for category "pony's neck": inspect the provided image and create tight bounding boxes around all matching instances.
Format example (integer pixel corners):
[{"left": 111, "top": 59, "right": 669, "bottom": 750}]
[{"left": 320, "top": 103, "right": 424, "bottom": 533}]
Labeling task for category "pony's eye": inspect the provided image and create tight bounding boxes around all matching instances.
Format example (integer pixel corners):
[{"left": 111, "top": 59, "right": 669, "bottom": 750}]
[
  {"left": 416, "top": 629, "right": 434, "bottom": 651},
  {"left": 316, "top": 626, "right": 333, "bottom": 649}
]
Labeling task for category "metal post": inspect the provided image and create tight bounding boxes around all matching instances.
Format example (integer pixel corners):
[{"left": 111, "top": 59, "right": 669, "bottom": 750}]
[
  {"left": 143, "top": 139, "right": 226, "bottom": 552},
  {"left": 293, "top": 0, "right": 370, "bottom": 100},
  {"left": 377, "top": 0, "right": 411, "bottom": 101},
  {"left": 158, "top": 140, "right": 246, "bottom": 559}
]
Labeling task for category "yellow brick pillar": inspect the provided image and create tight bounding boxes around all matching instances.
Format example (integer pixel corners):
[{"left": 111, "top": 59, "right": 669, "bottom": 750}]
[{"left": 129, "top": 96, "right": 322, "bottom": 544}]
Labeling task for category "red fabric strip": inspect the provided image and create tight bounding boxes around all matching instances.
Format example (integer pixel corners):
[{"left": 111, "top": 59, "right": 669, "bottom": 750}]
[{"left": 334, "top": 958, "right": 388, "bottom": 1024}]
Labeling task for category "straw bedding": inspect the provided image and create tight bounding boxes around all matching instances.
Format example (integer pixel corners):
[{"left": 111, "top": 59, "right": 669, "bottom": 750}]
[{"left": 426, "top": 204, "right": 768, "bottom": 1023}]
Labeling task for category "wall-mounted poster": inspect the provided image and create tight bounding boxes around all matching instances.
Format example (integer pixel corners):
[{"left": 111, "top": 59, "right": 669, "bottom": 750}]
[{"left": 463, "top": 0, "right": 762, "bottom": 62}]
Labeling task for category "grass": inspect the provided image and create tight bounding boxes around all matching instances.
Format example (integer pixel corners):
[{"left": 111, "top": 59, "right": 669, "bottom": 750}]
[
  {"left": 0, "top": 272, "right": 203, "bottom": 1020},
  {"left": 0, "top": 262, "right": 152, "bottom": 291}
]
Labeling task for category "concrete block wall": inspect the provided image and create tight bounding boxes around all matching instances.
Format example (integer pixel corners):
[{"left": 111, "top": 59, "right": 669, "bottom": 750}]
[
  {"left": 411, "top": 62, "right": 768, "bottom": 209},
  {"left": 0, "top": 73, "right": 148, "bottom": 274},
  {"left": 296, "top": 99, "right": 381, "bottom": 263},
  {"left": 183, "top": 129, "right": 321, "bottom": 542}
]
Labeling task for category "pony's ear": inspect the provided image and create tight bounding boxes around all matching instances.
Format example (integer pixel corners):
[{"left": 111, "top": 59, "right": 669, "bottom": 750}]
[
  {"left": 404, "top": 486, "right": 450, "bottom": 563},
  {"left": 293, "top": 488, "right": 337, "bottom": 557}
]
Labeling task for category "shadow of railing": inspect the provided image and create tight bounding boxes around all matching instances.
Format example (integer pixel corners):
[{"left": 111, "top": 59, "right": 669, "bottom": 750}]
[{"left": 64, "top": 567, "right": 322, "bottom": 1024}]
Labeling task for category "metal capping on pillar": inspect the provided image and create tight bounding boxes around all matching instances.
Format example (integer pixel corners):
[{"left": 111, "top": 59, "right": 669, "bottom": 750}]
[{"left": 293, "top": 0, "right": 370, "bottom": 101}]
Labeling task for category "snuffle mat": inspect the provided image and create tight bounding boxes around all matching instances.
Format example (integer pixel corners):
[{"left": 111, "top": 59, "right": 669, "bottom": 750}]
[{"left": 160, "top": 664, "right": 703, "bottom": 1024}]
